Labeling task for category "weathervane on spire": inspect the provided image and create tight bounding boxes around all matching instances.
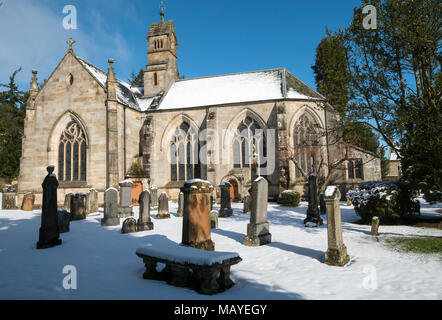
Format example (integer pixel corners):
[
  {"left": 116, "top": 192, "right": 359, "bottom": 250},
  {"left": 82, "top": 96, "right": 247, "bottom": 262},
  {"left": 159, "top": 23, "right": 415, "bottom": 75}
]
[{"left": 160, "top": 1, "right": 166, "bottom": 22}]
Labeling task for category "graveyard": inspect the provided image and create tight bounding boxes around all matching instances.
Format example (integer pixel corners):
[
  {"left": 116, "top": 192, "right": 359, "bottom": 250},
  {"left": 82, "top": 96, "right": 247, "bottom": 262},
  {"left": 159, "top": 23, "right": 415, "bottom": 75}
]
[{"left": 0, "top": 186, "right": 441, "bottom": 300}]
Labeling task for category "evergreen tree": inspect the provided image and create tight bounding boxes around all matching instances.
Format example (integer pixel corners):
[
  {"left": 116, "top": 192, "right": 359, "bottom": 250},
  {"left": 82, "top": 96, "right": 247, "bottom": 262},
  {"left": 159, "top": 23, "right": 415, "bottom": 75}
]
[
  {"left": 128, "top": 69, "right": 144, "bottom": 87},
  {"left": 0, "top": 68, "right": 28, "bottom": 179},
  {"left": 344, "top": 0, "right": 441, "bottom": 197}
]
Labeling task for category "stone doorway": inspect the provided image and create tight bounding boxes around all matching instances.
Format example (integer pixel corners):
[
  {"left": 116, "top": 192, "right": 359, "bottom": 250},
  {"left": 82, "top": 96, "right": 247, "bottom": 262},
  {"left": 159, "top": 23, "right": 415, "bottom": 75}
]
[{"left": 229, "top": 179, "right": 239, "bottom": 202}]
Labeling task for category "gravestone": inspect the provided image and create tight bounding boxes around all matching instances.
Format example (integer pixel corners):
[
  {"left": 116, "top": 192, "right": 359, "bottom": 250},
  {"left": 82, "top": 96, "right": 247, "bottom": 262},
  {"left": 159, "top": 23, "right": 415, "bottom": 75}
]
[
  {"left": 181, "top": 179, "right": 215, "bottom": 251},
  {"left": 243, "top": 177, "right": 272, "bottom": 246},
  {"left": 64, "top": 193, "right": 73, "bottom": 211},
  {"left": 86, "top": 188, "right": 98, "bottom": 214},
  {"left": 243, "top": 194, "right": 251, "bottom": 213},
  {"left": 304, "top": 174, "right": 323, "bottom": 226},
  {"left": 319, "top": 193, "right": 327, "bottom": 215},
  {"left": 36, "top": 166, "right": 62, "bottom": 249},
  {"left": 70, "top": 193, "right": 87, "bottom": 221},
  {"left": 219, "top": 182, "right": 233, "bottom": 217},
  {"left": 176, "top": 192, "right": 184, "bottom": 217},
  {"left": 150, "top": 186, "right": 158, "bottom": 209},
  {"left": 101, "top": 188, "right": 120, "bottom": 226},
  {"left": 137, "top": 190, "right": 154, "bottom": 231},
  {"left": 57, "top": 209, "right": 71, "bottom": 233},
  {"left": 324, "top": 186, "right": 350, "bottom": 267},
  {"left": 21, "top": 193, "right": 35, "bottom": 211},
  {"left": 2, "top": 192, "right": 17, "bottom": 209},
  {"left": 156, "top": 192, "right": 170, "bottom": 219},
  {"left": 371, "top": 216, "right": 380, "bottom": 236},
  {"left": 122, "top": 217, "right": 137, "bottom": 233},
  {"left": 210, "top": 210, "right": 219, "bottom": 229},
  {"left": 118, "top": 180, "right": 133, "bottom": 218}
]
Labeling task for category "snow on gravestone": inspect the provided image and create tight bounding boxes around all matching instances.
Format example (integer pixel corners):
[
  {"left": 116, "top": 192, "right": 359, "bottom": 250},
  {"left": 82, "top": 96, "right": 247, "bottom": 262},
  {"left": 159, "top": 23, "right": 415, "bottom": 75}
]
[
  {"left": 101, "top": 188, "right": 120, "bottom": 226},
  {"left": 324, "top": 186, "right": 350, "bottom": 267}
]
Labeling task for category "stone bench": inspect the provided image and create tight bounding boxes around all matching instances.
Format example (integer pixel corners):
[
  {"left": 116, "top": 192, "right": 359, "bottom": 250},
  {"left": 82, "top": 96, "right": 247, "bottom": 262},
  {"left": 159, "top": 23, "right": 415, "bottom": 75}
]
[{"left": 136, "top": 243, "right": 242, "bottom": 295}]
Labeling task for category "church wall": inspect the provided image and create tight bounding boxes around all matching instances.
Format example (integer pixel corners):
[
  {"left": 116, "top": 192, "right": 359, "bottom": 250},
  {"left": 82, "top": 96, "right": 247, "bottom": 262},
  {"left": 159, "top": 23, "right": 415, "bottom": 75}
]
[
  {"left": 124, "top": 107, "right": 145, "bottom": 177},
  {"left": 18, "top": 53, "right": 108, "bottom": 206}
]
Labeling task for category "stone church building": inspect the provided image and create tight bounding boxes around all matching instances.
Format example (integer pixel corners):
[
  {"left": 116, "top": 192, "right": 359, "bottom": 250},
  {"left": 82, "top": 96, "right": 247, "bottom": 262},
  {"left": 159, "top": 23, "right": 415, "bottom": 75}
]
[{"left": 17, "top": 13, "right": 381, "bottom": 206}]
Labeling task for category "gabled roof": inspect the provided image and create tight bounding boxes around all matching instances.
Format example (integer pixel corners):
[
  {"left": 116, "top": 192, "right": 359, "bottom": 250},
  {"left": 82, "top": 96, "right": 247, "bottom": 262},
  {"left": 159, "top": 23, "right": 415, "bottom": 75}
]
[
  {"left": 154, "top": 68, "right": 324, "bottom": 111},
  {"left": 76, "top": 57, "right": 157, "bottom": 111}
]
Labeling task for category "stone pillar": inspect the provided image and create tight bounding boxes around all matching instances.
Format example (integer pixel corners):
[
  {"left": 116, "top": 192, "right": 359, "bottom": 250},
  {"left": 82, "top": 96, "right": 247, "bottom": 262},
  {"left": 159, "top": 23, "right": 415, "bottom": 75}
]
[
  {"left": 181, "top": 179, "right": 215, "bottom": 251},
  {"left": 156, "top": 192, "right": 170, "bottom": 219},
  {"left": 118, "top": 180, "right": 133, "bottom": 218},
  {"left": 304, "top": 174, "right": 323, "bottom": 226},
  {"left": 106, "top": 58, "right": 120, "bottom": 189},
  {"left": 219, "top": 182, "right": 233, "bottom": 217},
  {"left": 101, "top": 188, "right": 120, "bottom": 226},
  {"left": 141, "top": 117, "right": 154, "bottom": 181},
  {"left": 324, "top": 186, "right": 350, "bottom": 267},
  {"left": 150, "top": 186, "right": 158, "bottom": 209},
  {"left": 243, "top": 177, "right": 272, "bottom": 246},
  {"left": 205, "top": 108, "right": 217, "bottom": 183},
  {"left": 21, "top": 193, "right": 35, "bottom": 211},
  {"left": 86, "top": 188, "right": 98, "bottom": 214},
  {"left": 138, "top": 190, "right": 154, "bottom": 231},
  {"left": 371, "top": 216, "right": 380, "bottom": 236},
  {"left": 37, "top": 166, "right": 62, "bottom": 249},
  {"left": 319, "top": 193, "right": 327, "bottom": 215},
  {"left": 70, "top": 193, "right": 87, "bottom": 220},
  {"left": 176, "top": 192, "right": 184, "bottom": 217}
]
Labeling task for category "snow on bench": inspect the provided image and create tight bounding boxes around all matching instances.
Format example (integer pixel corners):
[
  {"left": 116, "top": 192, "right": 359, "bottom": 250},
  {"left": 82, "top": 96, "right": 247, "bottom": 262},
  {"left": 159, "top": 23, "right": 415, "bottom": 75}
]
[{"left": 136, "top": 242, "right": 242, "bottom": 295}]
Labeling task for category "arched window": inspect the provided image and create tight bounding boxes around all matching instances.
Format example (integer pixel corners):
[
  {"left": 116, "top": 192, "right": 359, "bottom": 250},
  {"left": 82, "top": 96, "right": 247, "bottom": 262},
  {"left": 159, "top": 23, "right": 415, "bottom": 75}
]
[
  {"left": 293, "top": 114, "right": 320, "bottom": 178},
  {"left": 170, "top": 122, "right": 200, "bottom": 181},
  {"left": 233, "top": 116, "right": 266, "bottom": 174},
  {"left": 58, "top": 120, "right": 87, "bottom": 182}
]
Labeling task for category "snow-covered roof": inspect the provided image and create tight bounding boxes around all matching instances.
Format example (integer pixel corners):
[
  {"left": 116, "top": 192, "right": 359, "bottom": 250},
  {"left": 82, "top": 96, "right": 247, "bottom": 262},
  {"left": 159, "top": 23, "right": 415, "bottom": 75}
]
[
  {"left": 388, "top": 146, "right": 401, "bottom": 161},
  {"left": 155, "top": 68, "right": 324, "bottom": 111},
  {"left": 77, "top": 57, "right": 158, "bottom": 112}
]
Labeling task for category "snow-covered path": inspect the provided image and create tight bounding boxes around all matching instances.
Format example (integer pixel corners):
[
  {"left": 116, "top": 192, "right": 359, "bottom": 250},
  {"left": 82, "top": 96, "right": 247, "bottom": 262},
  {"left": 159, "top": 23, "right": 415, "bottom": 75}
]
[{"left": 0, "top": 202, "right": 440, "bottom": 300}]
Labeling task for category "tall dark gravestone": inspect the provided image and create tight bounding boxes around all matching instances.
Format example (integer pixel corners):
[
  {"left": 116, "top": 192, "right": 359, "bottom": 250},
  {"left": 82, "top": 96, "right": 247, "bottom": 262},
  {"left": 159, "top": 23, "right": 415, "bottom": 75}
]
[
  {"left": 36, "top": 166, "right": 62, "bottom": 249},
  {"left": 304, "top": 174, "right": 323, "bottom": 226}
]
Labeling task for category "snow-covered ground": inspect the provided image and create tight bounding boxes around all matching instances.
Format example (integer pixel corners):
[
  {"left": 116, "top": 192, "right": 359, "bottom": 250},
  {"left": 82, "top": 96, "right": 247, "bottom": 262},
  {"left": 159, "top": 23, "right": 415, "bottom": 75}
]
[{"left": 0, "top": 201, "right": 441, "bottom": 300}]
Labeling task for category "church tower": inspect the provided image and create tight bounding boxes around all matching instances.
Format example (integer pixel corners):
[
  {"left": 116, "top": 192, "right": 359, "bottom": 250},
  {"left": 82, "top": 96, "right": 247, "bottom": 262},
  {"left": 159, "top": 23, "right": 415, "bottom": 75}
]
[{"left": 144, "top": 6, "right": 179, "bottom": 96}]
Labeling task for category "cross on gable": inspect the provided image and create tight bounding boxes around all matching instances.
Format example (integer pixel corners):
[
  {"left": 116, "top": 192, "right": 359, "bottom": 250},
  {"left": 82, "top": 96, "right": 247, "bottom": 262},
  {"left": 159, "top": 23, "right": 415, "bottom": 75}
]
[{"left": 67, "top": 38, "right": 76, "bottom": 51}]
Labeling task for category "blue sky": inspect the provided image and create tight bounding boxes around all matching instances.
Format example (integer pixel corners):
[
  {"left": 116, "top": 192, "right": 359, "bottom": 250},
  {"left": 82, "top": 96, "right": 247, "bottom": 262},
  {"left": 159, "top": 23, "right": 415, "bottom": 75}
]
[{"left": 0, "top": 0, "right": 362, "bottom": 91}]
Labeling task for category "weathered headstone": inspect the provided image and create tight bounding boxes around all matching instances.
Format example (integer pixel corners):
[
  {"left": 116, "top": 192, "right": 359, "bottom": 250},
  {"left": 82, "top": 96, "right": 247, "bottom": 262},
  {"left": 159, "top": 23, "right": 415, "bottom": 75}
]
[
  {"left": 176, "top": 192, "right": 184, "bottom": 217},
  {"left": 243, "top": 177, "right": 272, "bottom": 246},
  {"left": 150, "top": 186, "right": 158, "bottom": 209},
  {"left": 21, "top": 193, "right": 35, "bottom": 211},
  {"left": 243, "top": 194, "right": 251, "bottom": 213},
  {"left": 64, "top": 193, "right": 73, "bottom": 211},
  {"left": 210, "top": 210, "right": 219, "bottom": 229},
  {"left": 118, "top": 180, "right": 134, "bottom": 218},
  {"left": 70, "top": 193, "right": 87, "bottom": 221},
  {"left": 371, "top": 216, "right": 380, "bottom": 236},
  {"left": 219, "top": 182, "right": 233, "bottom": 217},
  {"left": 319, "top": 193, "right": 327, "bottom": 215},
  {"left": 181, "top": 179, "right": 215, "bottom": 251},
  {"left": 156, "top": 192, "right": 170, "bottom": 219},
  {"left": 304, "top": 174, "right": 323, "bottom": 226},
  {"left": 122, "top": 217, "right": 138, "bottom": 233},
  {"left": 324, "top": 186, "right": 350, "bottom": 267},
  {"left": 57, "top": 209, "right": 71, "bottom": 233},
  {"left": 101, "top": 188, "right": 120, "bottom": 226},
  {"left": 2, "top": 192, "right": 17, "bottom": 210},
  {"left": 86, "top": 188, "right": 98, "bottom": 214},
  {"left": 137, "top": 190, "right": 154, "bottom": 231},
  {"left": 36, "top": 166, "right": 62, "bottom": 249}
]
